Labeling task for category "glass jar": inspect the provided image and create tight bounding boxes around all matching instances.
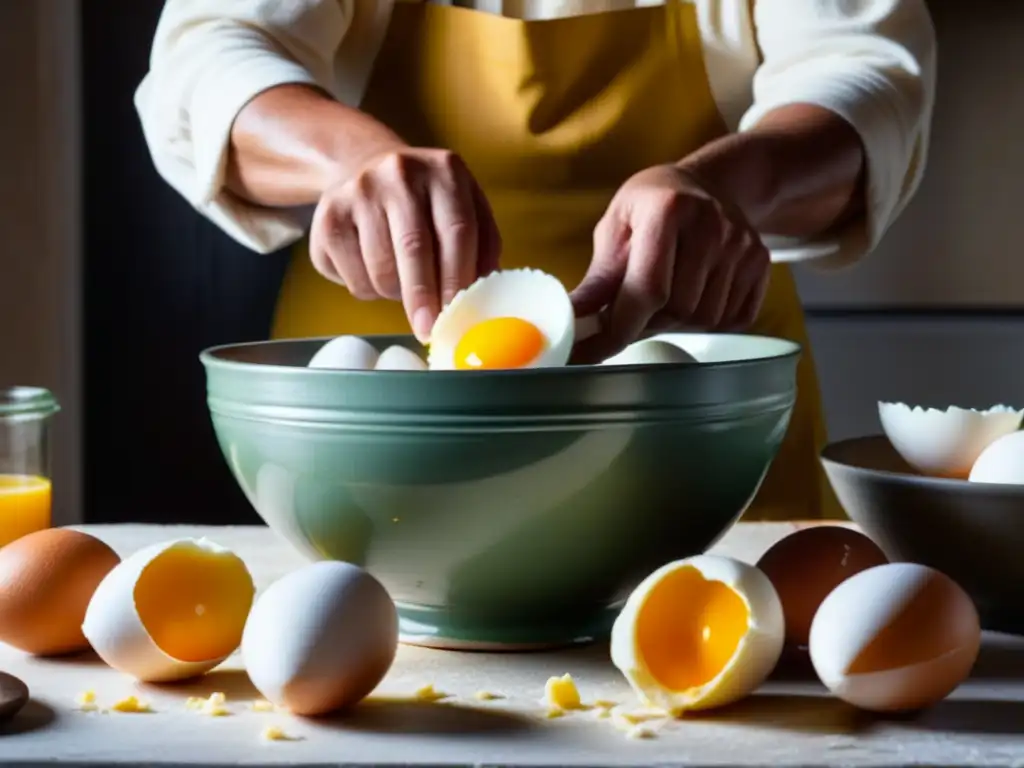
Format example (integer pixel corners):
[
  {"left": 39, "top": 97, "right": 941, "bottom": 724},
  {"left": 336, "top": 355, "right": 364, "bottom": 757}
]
[{"left": 0, "top": 387, "right": 60, "bottom": 548}]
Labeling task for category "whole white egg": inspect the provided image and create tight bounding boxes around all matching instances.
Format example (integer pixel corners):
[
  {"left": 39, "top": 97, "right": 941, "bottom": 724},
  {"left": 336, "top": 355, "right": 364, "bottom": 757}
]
[
  {"left": 374, "top": 345, "right": 427, "bottom": 371},
  {"left": 969, "top": 429, "right": 1024, "bottom": 484},
  {"left": 602, "top": 339, "right": 697, "bottom": 367},
  {"left": 307, "top": 336, "right": 380, "bottom": 370},
  {"left": 427, "top": 269, "right": 574, "bottom": 370},
  {"left": 809, "top": 563, "right": 980, "bottom": 713},
  {"left": 241, "top": 561, "right": 398, "bottom": 716}
]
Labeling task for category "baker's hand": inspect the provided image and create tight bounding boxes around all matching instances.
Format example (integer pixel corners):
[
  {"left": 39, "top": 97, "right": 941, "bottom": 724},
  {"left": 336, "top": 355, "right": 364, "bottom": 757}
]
[
  {"left": 570, "top": 164, "right": 770, "bottom": 363},
  {"left": 310, "top": 145, "right": 502, "bottom": 341}
]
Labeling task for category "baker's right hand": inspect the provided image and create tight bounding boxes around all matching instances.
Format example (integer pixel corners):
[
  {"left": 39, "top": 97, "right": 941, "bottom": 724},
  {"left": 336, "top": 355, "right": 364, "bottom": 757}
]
[{"left": 310, "top": 146, "right": 502, "bottom": 342}]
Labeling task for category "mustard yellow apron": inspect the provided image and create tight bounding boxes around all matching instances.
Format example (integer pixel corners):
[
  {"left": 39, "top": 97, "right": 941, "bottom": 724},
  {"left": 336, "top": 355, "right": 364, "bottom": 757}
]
[{"left": 272, "top": 1, "right": 842, "bottom": 522}]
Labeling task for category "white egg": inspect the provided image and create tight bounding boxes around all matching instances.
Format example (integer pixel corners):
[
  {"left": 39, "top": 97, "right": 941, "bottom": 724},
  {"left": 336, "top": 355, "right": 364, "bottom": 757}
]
[
  {"left": 602, "top": 339, "right": 698, "bottom": 367},
  {"left": 82, "top": 538, "right": 255, "bottom": 683},
  {"left": 374, "top": 345, "right": 427, "bottom": 371},
  {"left": 610, "top": 555, "right": 784, "bottom": 714},
  {"left": 427, "top": 269, "right": 574, "bottom": 370},
  {"left": 308, "top": 335, "right": 380, "bottom": 370},
  {"left": 241, "top": 561, "right": 398, "bottom": 716},
  {"left": 968, "top": 429, "right": 1024, "bottom": 483},
  {"left": 878, "top": 401, "right": 1023, "bottom": 478},
  {"left": 809, "top": 563, "right": 980, "bottom": 713}
]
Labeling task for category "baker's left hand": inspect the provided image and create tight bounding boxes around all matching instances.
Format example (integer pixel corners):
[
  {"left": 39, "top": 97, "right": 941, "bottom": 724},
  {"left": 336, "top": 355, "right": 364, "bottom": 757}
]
[{"left": 570, "top": 164, "right": 771, "bottom": 363}]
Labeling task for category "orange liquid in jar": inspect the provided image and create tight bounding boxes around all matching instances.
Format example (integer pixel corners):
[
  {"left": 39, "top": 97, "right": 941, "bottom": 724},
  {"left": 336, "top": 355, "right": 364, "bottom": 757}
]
[{"left": 0, "top": 474, "right": 51, "bottom": 548}]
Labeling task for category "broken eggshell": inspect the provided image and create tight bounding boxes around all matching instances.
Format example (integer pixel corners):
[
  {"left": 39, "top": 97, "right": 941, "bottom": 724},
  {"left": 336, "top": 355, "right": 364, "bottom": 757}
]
[
  {"left": 82, "top": 538, "right": 255, "bottom": 683},
  {"left": 878, "top": 402, "right": 1023, "bottom": 479}
]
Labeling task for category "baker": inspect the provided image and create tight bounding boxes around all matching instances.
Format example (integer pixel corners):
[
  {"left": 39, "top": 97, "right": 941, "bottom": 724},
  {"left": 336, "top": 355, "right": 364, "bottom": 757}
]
[{"left": 135, "top": 0, "right": 936, "bottom": 521}]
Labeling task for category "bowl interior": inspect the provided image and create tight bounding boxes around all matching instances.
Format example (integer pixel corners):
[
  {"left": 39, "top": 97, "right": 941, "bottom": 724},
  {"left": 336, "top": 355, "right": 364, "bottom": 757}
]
[
  {"left": 822, "top": 435, "right": 1024, "bottom": 634},
  {"left": 202, "top": 331, "right": 800, "bottom": 370}
]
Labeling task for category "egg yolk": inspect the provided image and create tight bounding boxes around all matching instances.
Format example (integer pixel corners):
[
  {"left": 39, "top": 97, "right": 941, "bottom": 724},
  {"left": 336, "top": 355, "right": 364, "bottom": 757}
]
[
  {"left": 634, "top": 566, "right": 750, "bottom": 690},
  {"left": 453, "top": 317, "right": 545, "bottom": 370},
  {"left": 133, "top": 545, "right": 254, "bottom": 663}
]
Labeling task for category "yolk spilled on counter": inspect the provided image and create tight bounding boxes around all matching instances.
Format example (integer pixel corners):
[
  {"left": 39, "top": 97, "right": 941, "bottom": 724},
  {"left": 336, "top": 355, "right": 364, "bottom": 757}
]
[{"left": 454, "top": 317, "right": 545, "bottom": 369}]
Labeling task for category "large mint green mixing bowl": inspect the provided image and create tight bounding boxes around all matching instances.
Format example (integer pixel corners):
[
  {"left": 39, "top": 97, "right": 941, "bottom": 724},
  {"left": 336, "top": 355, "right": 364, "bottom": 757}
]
[{"left": 200, "top": 333, "right": 798, "bottom": 650}]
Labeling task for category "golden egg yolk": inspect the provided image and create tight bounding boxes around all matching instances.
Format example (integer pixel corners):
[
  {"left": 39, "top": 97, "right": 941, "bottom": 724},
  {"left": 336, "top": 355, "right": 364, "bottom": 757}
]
[
  {"left": 134, "top": 545, "right": 254, "bottom": 663},
  {"left": 635, "top": 566, "right": 750, "bottom": 690},
  {"left": 453, "top": 317, "right": 546, "bottom": 370}
]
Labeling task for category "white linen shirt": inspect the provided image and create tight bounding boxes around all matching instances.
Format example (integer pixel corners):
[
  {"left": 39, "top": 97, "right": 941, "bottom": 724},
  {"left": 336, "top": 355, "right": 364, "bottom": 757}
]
[{"left": 135, "top": 0, "right": 936, "bottom": 268}]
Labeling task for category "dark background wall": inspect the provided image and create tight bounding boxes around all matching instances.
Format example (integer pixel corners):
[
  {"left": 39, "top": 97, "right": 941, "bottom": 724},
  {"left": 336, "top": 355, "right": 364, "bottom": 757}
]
[{"left": 81, "top": 1, "right": 288, "bottom": 524}]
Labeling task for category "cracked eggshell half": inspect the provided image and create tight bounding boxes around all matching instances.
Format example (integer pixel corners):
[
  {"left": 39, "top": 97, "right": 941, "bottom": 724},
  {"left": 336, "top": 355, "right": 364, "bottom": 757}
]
[
  {"left": 610, "top": 555, "right": 784, "bottom": 714},
  {"left": 427, "top": 269, "right": 574, "bottom": 370},
  {"left": 307, "top": 335, "right": 380, "bottom": 370},
  {"left": 82, "top": 538, "right": 255, "bottom": 683},
  {"left": 878, "top": 402, "right": 1023, "bottom": 478}
]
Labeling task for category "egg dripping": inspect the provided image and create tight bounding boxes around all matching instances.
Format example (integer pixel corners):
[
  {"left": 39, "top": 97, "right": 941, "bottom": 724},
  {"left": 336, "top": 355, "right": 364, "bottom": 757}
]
[{"left": 427, "top": 268, "right": 575, "bottom": 370}]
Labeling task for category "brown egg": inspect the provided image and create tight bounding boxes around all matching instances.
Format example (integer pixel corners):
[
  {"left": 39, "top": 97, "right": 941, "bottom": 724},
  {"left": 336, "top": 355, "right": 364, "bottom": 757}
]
[
  {"left": 756, "top": 526, "right": 888, "bottom": 648},
  {"left": 0, "top": 528, "right": 121, "bottom": 655}
]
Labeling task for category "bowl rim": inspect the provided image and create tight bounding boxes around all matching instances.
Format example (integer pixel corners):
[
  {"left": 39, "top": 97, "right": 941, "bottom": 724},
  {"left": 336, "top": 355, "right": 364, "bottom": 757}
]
[
  {"left": 199, "top": 332, "right": 802, "bottom": 379},
  {"left": 820, "top": 434, "right": 1024, "bottom": 498}
]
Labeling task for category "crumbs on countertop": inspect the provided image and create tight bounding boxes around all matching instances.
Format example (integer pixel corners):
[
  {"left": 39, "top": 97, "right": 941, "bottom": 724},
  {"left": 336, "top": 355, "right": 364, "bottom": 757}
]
[
  {"left": 110, "top": 695, "right": 152, "bottom": 713},
  {"left": 75, "top": 690, "right": 100, "bottom": 712},
  {"left": 413, "top": 683, "right": 452, "bottom": 703},
  {"left": 473, "top": 690, "right": 505, "bottom": 701},
  {"left": 251, "top": 698, "right": 276, "bottom": 712},
  {"left": 626, "top": 723, "right": 657, "bottom": 740},
  {"left": 543, "top": 673, "right": 585, "bottom": 710},
  {"left": 186, "top": 692, "right": 230, "bottom": 716},
  {"left": 261, "top": 724, "right": 300, "bottom": 742}
]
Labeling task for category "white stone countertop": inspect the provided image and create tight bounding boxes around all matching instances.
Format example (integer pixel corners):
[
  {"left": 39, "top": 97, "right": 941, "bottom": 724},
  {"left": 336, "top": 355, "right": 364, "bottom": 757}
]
[{"left": 2, "top": 523, "right": 1023, "bottom": 767}]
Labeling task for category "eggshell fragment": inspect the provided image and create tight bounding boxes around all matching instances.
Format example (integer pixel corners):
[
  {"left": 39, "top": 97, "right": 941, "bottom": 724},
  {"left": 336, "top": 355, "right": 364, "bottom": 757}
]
[
  {"left": 756, "top": 526, "right": 888, "bottom": 648},
  {"left": 0, "top": 528, "right": 120, "bottom": 656},
  {"left": 602, "top": 340, "right": 697, "bottom": 367},
  {"left": 82, "top": 538, "right": 255, "bottom": 683},
  {"left": 611, "top": 555, "right": 784, "bottom": 713},
  {"left": 968, "top": 430, "right": 1024, "bottom": 484},
  {"left": 241, "top": 561, "right": 398, "bottom": 717},
  {"left": 809, "top": 563, "right": 980, "bottom": 713},
  {"left": 307, "top": 335, "right": 380, "bottom": 370},
  {"left": 878, "top": 401, "right": 1022, "bottom": 478},
  {"left": 374, "top": 345, "right": 427, "bottom": 371}
]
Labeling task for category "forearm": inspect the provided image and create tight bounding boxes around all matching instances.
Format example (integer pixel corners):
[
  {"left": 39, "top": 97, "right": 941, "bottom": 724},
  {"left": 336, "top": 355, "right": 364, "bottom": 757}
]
[
  {"left": 226, "top": 84, "right": 405, "bottom": 208},
  {"left": 679, "top": 103, "right": 866, "bottom": 239}
]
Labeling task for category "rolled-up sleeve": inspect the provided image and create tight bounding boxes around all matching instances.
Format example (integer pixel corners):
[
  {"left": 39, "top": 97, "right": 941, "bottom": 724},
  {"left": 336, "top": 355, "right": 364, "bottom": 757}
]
[
  {"left": 135, "top": 0, "right": 354, "bottom": 254},
  {"left": 740, "top": 0, "right": 937, "bottom": 268}
]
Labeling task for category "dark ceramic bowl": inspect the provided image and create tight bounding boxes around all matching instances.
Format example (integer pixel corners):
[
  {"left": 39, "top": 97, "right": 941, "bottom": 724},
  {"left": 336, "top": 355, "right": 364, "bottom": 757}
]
[
  {"left": 821, "top": 435, "right": 1024, "bottom": 635},
  {"left": 200, "top": 333, "right": 799, "bottom": 649}
]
